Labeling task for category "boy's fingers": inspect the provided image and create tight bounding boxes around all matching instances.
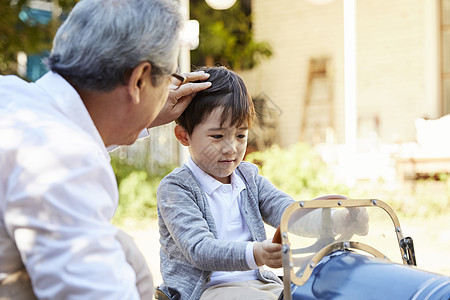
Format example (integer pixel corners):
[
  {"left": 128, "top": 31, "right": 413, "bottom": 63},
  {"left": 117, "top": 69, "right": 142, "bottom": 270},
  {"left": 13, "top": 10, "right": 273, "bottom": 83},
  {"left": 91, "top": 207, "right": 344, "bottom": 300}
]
[
  {"left": 346, "top": 208, "right": 369, "bottom": 236},
  {"left": 266, "top": 257, "right": 283, "bottom": 268},
  {"left": 254, "top": 240, "right": 283, "bottom": 268},
  {"left": 268, "top": 252, "right": 282, "bottom": 261},
  {"left": 262, "top": 239, "right": 282, "bottom": 251}
]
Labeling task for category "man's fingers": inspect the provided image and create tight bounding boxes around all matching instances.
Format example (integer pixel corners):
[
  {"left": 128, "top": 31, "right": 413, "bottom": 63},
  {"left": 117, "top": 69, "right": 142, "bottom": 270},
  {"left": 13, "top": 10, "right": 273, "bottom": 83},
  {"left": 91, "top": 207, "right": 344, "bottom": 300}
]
[
  {"left": 171, "top": 81, "right": 211, "bottom": 102},
  {"left": 181, "top": 81, "right": 211, "bottom": 94},
  {"left": 182, "top": 70, "right": 210, "bottom": 82},
  {"left": 147, "top": 72, "right": 211, "bottom": 128},
  {"left": 176, "top": 70, "right": 211, "bottom": 95}
]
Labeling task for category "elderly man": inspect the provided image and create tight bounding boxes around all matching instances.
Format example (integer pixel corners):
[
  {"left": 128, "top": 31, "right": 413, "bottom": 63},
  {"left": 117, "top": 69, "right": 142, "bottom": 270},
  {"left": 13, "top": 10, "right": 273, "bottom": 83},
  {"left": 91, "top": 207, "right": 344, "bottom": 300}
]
[{"left": 0, "top": 0, "right": 210, "bottom": 298}]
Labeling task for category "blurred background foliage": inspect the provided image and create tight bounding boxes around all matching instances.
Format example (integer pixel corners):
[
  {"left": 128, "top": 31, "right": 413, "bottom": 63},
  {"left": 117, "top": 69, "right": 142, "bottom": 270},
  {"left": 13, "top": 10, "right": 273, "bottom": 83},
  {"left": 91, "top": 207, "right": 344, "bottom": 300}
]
[
  {"left": 0, "top": 0, "right": 77, "bottom": 75},
  {"left": 190, "top": 0, "right": 272, "bottom": 70},
  {"left": 1, "top": 0, "right": 271, "bottom": 76},
  {"left": 246, "top": 143, "right": 450, "bottom": 220},
  {"left": 112, "top": 143, "right": 450, "bottom": 225},
  {"left": 245, "top": 143, "right": 350, "bottom": 199},
  {"left": 111, "top": 156, "right": 176, "bottom": 226}
]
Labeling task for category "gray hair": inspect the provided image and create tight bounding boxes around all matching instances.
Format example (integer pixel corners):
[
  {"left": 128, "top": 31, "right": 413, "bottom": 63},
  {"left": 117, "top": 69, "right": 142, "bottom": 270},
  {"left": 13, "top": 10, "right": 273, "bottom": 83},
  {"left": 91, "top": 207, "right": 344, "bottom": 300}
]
[{"left": 45, "top": 0, "right": 182, "bottom": 92}]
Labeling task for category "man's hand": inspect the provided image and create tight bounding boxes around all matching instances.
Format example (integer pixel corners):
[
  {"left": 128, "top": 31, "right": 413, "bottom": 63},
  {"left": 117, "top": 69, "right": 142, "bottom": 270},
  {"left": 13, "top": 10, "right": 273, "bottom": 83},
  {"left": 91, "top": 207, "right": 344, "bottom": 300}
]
[
  {"left": 253, "top": 239, "right": 283, "bottom": 268},
  {"left": 332, "top": 207, "right": 369, "bottom": 237},
  {"left": 148, "top": 71, "right": 211, "bottom": 128}
]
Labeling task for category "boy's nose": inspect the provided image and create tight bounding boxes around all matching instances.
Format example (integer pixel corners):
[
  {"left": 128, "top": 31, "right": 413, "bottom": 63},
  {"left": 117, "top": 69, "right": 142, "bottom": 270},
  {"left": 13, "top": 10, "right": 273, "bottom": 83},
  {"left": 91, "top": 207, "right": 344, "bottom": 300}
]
[{"left": 222, "top": 140, "right": 237, "bottom": 154}]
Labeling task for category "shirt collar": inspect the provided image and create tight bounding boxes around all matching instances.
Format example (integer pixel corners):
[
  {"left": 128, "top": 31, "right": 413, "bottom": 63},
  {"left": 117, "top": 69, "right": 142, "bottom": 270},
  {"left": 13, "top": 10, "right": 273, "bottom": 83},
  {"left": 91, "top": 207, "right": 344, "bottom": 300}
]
[
  {"left": 186, "top": 156, "right": 246, "bottom": 196},
  {"left": 35, "top": 72, "right": 110, "bottom": 161}
]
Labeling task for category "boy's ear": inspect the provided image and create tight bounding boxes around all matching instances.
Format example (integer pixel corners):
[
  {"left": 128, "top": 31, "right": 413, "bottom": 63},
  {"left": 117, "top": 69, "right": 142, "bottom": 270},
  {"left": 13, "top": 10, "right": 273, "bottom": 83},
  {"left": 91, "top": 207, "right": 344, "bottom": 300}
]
[{"left": 174, "top": 124, "right": 190, "bottom": 146}]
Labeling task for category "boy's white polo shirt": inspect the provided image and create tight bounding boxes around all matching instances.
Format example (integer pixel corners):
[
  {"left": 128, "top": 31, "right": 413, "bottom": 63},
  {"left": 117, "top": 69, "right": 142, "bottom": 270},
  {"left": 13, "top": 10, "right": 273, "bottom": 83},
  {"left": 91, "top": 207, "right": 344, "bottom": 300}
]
[{"left": 186, "top": 157, "right": 258, "bottom": 287}]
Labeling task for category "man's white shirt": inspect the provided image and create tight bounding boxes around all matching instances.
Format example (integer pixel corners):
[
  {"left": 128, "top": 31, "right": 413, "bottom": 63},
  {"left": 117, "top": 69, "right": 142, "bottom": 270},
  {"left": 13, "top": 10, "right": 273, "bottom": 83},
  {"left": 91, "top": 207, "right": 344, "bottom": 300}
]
[{"left": 0, "top": 72, "right": 139, "bottom": 299}]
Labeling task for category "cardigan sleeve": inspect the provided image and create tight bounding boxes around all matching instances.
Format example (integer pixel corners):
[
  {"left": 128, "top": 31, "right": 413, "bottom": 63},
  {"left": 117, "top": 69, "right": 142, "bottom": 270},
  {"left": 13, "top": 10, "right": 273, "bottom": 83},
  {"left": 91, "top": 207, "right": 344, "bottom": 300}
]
[
  {"left": 256, "top": 173, "right": 295, "bottom": 228},
  {"left": 234, "top": 161, "right": 295, "bottom": 230},
  {"left": 249, "top": 163, "right": 330, "bottom": 238}
]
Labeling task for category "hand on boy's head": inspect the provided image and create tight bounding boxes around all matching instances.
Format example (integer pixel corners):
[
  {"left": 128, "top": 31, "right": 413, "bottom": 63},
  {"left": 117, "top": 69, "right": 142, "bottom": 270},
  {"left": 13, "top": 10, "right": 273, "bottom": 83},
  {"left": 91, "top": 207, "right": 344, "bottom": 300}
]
[
  {"left": 253, "top": 239, "right": 283, "bottom": 268},
  {"left": 148, "top": 71, "right": 211, "bottom": 128}
]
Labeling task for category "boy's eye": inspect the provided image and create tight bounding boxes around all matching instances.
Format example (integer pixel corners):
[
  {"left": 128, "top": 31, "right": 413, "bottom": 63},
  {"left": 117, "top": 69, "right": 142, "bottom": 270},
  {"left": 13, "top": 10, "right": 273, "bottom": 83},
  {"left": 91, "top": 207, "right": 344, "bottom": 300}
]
[
  {"left": 210, "top": 135, "right": 223, "bottom": 139},
  {"left": 237, "top": 134, "right": 246, "bottom": 139}
]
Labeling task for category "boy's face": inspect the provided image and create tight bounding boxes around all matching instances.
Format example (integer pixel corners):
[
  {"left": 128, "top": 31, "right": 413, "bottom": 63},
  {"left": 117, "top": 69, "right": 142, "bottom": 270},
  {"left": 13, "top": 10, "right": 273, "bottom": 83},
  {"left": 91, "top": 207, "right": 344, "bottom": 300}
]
[{"left": 187, "top": 107, "right": 248, "bottom": 184}]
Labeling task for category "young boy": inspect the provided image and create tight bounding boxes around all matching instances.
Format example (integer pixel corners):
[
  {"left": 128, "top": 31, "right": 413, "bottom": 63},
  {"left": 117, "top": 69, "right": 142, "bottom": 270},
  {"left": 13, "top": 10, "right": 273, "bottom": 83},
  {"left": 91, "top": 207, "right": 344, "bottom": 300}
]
[
  {"left": 156, "top": 66, "right": 368, "bottom": 300},
  {"left": 156, "top": 66, "right": 291, "bottom": 300}
]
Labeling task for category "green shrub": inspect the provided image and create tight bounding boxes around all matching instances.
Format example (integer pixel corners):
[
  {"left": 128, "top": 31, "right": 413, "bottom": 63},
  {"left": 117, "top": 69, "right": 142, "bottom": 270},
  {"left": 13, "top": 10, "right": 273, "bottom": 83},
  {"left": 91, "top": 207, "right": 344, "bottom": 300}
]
[
  {"left": 245, "top": 143, "right": 349, "bottom": 200},
  {"left": 390, "top": 179, "right": 449, "bottom": 218},
  {"left": 110, "top": 156, "right": 175, "bottom": 225},
  {"left": 246, "top": 144, "right": 449, "bottom": 218},
  {"left": 110, "top": 143, "right": 449, "bottom": 225},
  {"left": 114, "top": 171, "right": 160, "bottom": 220}
]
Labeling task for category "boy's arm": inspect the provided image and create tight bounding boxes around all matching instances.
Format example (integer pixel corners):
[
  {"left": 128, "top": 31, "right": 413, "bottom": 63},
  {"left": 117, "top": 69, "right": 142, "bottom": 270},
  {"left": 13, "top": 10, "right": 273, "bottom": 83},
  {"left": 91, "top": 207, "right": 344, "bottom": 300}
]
[
  {"left": 256, "top": 174, "right": 295, "bottom": 227},
  {"left": 157, "top": 174, "right": 253, "bottom": 272}
]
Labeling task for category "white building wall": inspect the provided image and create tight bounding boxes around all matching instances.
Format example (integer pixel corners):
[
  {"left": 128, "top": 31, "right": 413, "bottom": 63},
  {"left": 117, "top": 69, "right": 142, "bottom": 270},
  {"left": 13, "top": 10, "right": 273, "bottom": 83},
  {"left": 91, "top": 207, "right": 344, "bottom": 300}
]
[{"left": 240, "top": 0, "right": 440, "bottom": 147}]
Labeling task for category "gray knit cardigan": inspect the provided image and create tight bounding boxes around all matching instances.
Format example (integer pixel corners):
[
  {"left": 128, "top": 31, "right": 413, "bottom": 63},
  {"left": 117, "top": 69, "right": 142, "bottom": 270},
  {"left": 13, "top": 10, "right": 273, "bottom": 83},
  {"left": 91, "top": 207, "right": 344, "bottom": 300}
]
[{"left": 156, "top": 161, "right": 295, "bottom": 300}]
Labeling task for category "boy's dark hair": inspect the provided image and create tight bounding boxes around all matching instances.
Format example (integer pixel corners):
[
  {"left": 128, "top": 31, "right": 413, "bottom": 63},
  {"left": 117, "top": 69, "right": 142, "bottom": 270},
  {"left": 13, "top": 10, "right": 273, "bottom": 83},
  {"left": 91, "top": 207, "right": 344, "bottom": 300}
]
[{"left": 176, "top": 66, "right": 255, "bottom": 135}]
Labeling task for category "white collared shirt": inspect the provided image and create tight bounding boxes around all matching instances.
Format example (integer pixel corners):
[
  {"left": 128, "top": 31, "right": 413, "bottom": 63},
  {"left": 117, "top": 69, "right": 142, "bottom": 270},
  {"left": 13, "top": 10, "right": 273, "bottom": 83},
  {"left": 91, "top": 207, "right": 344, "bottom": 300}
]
[
  {"left": 186, "top": 157, "right": 258, "bottom": 287},
  {"left": 0, "top": 73, "right": 139, "bottom": 299}
]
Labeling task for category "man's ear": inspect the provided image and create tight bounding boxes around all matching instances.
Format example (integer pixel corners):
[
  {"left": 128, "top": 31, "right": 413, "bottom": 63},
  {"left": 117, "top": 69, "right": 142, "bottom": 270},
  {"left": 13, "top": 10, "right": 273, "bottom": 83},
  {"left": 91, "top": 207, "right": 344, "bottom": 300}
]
[
  {"left": 127, "top": 62, "right": 152, "bottom": 104},
  {"left": 174, "top": 124, "right": 190, "bottom": 146}
]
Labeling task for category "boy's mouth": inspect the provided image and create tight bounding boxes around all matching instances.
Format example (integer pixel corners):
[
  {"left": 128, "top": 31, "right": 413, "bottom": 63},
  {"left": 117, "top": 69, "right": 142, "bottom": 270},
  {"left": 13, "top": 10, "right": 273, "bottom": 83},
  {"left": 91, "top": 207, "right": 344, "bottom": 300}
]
[{"left": 218, "top": 159, "right": 235, "bottom": 163}]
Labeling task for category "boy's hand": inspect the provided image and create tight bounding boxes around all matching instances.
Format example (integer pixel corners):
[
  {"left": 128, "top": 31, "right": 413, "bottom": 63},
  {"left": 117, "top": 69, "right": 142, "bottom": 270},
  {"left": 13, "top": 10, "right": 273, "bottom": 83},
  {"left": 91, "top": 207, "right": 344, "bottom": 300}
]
[
  {"left": 332, "top": 207, "right": 369, "bottom": 237},
  {"left": 253, "top": 239, "right": 283, "bottom": 268}
]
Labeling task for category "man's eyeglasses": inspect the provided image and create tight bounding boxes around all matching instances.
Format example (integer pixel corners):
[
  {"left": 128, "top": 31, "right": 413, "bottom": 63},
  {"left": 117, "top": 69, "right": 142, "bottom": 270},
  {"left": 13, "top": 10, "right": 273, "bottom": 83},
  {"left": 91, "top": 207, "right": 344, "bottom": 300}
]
[{"left": 171, "top": 73, "right": 187, "bottom": 90}]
